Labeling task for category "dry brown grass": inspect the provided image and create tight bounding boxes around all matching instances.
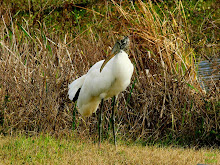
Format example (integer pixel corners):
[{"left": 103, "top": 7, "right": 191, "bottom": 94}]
[
  {"left": 0, "top": 0, "right": 219, "bottom": 146},
  {"left": 0, "top": 134, "right": 219, "bottom": 165}
]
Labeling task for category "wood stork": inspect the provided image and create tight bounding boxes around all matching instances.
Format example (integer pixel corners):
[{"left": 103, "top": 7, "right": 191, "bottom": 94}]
[{"left": 68, "top": 36, "right": 134, "bottom": 146}]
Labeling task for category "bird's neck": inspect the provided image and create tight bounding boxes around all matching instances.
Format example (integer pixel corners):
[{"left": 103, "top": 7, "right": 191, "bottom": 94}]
[{"left": 113, "top": 50, "right": 129, "bottom": 72}]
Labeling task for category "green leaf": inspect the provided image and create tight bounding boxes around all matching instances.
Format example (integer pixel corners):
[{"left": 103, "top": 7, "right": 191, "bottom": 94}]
[
  {"left": 18, "top": 24, "right": 31, "bottom": 38},
  {"left": 186, "top": 83, "right": 199, "bottom": 92}
]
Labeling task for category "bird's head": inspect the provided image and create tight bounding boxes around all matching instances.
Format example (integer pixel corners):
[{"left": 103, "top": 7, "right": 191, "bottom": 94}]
[{"left": 100, "top": 36, "right": 130, "bottom": 72}]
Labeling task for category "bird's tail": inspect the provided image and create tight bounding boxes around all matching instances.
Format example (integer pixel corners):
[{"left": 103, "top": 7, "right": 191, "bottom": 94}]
[{"left": 68, "top": 75, "right": 86, "bottom": 101}]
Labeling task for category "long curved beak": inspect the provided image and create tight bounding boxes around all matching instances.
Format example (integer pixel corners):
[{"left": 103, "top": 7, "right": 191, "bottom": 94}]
[{"left": 100, "top": 52, "right": 115, "bottom": 72}]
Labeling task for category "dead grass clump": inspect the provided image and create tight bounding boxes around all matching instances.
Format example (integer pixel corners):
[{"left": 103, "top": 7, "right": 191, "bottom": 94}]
[{"left": 0, "top": 0, "right": 219, "bottom": 146}]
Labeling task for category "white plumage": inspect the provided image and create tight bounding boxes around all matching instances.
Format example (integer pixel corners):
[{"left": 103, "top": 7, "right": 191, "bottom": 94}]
[
  {"left": 68, "top": 50, "right": 134, "bottom": 117},
  {"left": 68, "top": 36, "right": 133, "bottom": 146}
]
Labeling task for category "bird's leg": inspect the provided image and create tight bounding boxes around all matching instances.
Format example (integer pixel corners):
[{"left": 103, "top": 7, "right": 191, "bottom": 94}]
[
  {"left": 112, "top": 95, "right": 117, "bottom": 146},
  {"left": 72, "top": 102, "right": 77, "bottom": 130},
  {"left": 99, "top": 98, "right": 104, "bottom": 147}
]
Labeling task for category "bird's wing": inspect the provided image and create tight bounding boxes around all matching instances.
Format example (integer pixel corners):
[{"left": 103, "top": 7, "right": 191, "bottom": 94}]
[
  {"left": 78, "top": 60, "right": 115, "bottom": 105},
  {"left": 68, "top": 74, "right": 86, "bottom": 100}
]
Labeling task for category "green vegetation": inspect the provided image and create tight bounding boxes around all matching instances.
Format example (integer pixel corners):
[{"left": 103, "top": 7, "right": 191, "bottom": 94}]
[
  {"left": 0, "top": 0, "right": 219, "bottom": 149},
  {"left": 0, "top": 134, "right": 220, "bottom": 164},
  {"left": 155, "top": 0, "right": 219, "bottom": 60}
]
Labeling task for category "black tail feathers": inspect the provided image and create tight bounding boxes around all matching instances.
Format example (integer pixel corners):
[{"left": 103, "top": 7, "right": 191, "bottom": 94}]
[{"left": 72, "top": 88, "right": 81, "bottom": 102}]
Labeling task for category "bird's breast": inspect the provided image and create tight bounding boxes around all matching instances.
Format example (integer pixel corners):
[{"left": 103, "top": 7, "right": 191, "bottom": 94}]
[{"left": 113, "top": 54, "right": 133, "bottom": 82}]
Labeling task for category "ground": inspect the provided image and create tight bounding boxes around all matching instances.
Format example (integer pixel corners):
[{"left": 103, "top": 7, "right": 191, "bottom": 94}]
[{"left": 0, "top": 135, "right": 219, "bottom": 164}]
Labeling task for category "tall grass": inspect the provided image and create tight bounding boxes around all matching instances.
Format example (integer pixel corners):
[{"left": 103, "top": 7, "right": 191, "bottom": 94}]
[{"left": 0, "top": 0, "right": 219, "bottom": 146}]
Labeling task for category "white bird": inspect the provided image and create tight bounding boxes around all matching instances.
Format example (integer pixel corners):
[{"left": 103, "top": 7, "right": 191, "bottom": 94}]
[{"left": 68, "top": 36, "right": 134, "bottom": 146}]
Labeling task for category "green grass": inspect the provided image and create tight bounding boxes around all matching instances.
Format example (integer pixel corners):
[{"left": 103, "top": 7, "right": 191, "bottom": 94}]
[{"left": 0, "top": 134, "right": 219, "bottom": 164}]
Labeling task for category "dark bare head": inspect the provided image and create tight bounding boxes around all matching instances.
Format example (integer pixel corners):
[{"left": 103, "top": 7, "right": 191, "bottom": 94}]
[
  {"left": 111, "top": 36, "right": 130, "bottom": 55},
  {"left": 100, "top": 36, "right": 130, "bottom": 72}
]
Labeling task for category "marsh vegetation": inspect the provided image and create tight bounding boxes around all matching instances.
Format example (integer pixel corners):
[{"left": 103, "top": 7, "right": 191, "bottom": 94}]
[{"left": 0, "top": 0, "right": 219, "bottom": 154}]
